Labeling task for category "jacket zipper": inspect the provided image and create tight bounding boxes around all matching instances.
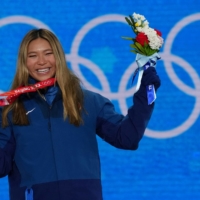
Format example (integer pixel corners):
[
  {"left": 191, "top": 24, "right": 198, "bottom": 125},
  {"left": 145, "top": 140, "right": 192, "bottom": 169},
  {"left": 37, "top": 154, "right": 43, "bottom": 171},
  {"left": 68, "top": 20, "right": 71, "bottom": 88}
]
[
  {"left": 48, "top": 104, "right": 61, "bottom": 200},
  {"left": 39, "top": 93, "right": 61, "bottom": 199}
]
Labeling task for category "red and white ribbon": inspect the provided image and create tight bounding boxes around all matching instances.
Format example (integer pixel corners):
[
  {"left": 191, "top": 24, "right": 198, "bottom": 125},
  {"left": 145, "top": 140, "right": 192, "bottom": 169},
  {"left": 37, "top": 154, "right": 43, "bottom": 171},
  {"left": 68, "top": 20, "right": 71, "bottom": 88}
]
[{"left": 0, "top": 78, "right": 56, "bottom": 106}]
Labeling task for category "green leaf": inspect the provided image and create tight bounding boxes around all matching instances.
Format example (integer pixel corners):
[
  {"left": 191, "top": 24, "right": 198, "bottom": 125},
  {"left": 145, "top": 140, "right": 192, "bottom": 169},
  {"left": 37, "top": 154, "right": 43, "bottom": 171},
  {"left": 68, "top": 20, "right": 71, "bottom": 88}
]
[
  {"left": 121, "top": 36, "right": 133, "bottom": 41},
  {"left": 132, "top": 46, "right": 144, "bottom": 55},
  {"left": 131, "top": 27, "right": 137, "bottom": 34},
  {"left": 143, "top": 46, "right": 149, "bottom": 55},
  {"left": 129, "top": 15, "right": 135, "bottom": 26},
  {"left": 125, "top": 17, "right": 133, "bottom": 26},
  {"left": 131, "top": 50, "right": 146, "bottom": 55},
  {"left": 146, "top": 47, "right": 158, "bottom": 56},
  {"left": 130, "top": 44, "right": 137, "bottom": 48},
  {"left": 135, "top": 42, "right": 144, "bottom": 52},
  {"left": 144, "top": 42, "right": 148, "bottom": 48},
  {"left": 147, "top": 48, "right": 152, "bottom": 55},
  {"left": 130, "top": 50, "right": 139, "bottom": 54}
]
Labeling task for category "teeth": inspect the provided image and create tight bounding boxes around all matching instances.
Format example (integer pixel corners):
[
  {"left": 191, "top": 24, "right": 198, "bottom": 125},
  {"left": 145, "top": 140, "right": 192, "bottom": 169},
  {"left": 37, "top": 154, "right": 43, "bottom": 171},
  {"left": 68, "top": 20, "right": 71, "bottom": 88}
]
[{"left": 37, "top": 68, "right": 50, "bottom": 73}]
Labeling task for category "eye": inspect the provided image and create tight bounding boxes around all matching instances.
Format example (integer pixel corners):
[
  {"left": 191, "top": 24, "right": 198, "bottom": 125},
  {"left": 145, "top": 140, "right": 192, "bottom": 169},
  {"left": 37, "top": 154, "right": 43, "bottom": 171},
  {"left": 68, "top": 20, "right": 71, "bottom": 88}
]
[
  {"left": 46, "top": 52, "right": 53, "bottom": 55},
  {"left": 28, "top": 55, "right": 36, "bottom": 58}
]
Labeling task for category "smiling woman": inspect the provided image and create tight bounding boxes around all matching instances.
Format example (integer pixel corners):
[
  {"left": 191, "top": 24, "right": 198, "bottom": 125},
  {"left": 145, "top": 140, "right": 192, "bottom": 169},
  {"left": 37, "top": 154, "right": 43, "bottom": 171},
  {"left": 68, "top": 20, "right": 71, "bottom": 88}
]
[
  {"left": 26, "top": 38, "right": 56, "bottom": 81},
  {"left": 0, "top": 28, "right": 161, "bottom": 200}
]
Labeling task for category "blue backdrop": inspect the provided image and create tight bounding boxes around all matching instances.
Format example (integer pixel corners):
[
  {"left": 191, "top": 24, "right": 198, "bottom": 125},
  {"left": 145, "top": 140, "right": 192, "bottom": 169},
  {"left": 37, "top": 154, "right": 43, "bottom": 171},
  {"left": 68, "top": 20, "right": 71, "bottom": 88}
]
[{"left": 0, "top": 0, "right": 200, "bottom": 199}]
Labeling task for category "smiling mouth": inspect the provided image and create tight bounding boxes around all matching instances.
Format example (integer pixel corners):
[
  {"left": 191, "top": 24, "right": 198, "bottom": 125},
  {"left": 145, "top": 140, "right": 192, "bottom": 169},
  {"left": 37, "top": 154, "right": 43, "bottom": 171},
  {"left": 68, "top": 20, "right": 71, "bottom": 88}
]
[{"left": 37, "top": 68, "right": 50, "bottom": 74}]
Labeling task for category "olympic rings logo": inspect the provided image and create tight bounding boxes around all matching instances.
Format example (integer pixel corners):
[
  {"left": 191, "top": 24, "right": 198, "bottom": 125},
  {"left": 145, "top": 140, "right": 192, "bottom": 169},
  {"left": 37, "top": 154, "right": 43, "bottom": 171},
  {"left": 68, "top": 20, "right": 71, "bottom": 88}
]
[{"left": 0, "top": 14, "right": 200, "bottom": 139}]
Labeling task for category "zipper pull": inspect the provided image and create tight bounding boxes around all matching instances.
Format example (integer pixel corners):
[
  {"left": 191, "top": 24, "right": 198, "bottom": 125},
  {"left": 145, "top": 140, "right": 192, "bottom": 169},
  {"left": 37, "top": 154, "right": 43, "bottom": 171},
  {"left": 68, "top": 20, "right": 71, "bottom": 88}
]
[
  {"left": 42, "top": 94, "right": 46, "bottom": 101},
  {"left": 25, "top": 187, "right": 33, "bottom": 200}
]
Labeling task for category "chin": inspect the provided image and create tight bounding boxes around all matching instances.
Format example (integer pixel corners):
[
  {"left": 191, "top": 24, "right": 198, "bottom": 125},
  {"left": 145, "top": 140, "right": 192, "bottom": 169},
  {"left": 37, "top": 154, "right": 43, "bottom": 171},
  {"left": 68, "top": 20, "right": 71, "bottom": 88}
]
[{"left": 36, "top": 74, "right": 56, "bottom": 81}]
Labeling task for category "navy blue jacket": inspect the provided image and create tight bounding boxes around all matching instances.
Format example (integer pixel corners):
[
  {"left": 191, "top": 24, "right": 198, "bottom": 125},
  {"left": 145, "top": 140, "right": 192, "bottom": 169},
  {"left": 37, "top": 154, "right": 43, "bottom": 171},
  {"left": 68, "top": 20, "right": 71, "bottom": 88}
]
[{"left": 0, "top": 67, "right": 159, "bottom": 200}]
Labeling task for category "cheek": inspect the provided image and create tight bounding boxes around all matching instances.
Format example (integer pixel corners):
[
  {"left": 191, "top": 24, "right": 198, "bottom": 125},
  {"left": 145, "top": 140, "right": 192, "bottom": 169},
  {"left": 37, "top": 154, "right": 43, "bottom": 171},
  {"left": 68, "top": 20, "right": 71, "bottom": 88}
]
[
  {"left": 26, "top": 59, "right": 34, "bottom": 70},
  {"left": 50, "top": 57, "right": 56, "bottom": 68},
  {"left": 26, "top": 58, "right": 38, "bottom": 73}
]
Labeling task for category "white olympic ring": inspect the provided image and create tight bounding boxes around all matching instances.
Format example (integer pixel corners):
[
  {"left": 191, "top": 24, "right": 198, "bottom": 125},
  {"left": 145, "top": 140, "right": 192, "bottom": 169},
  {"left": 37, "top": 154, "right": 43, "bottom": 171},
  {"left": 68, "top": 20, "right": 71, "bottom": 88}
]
[
  {"left": 0, "top": 15, "right": 51, "bottom": 29},
  {"left": 0, "top": 14, "right": 199, "bottom": 139}
]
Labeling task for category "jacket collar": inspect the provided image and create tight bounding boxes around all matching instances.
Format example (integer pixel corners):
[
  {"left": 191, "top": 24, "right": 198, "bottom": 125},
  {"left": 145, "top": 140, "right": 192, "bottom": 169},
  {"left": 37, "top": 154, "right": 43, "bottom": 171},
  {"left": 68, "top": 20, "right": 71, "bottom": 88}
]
[{"left": 26, "top": 77, "right": 61, "bottom": 105}]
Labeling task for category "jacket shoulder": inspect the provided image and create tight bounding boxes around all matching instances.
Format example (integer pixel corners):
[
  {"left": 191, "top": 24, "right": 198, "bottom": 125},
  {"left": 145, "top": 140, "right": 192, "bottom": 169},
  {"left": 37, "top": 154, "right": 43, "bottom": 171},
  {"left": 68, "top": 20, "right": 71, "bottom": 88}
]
[{"left": 82, "top": 89, "right": 111, "bottom": 113}]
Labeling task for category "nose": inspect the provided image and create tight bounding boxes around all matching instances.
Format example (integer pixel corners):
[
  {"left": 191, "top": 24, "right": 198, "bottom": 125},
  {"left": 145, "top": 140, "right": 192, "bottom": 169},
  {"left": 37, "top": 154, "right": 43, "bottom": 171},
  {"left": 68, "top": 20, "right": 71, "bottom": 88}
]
[{"left": 37, "top": 55, "right": 46, "bottom": 65}]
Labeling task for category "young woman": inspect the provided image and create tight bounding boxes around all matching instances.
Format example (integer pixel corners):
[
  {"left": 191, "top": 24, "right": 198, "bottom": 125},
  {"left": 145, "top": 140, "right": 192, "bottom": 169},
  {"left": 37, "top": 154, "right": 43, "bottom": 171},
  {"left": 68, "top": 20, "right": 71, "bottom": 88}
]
[{"left": 0, "top": 29, "right": 160, "bottom": 200}]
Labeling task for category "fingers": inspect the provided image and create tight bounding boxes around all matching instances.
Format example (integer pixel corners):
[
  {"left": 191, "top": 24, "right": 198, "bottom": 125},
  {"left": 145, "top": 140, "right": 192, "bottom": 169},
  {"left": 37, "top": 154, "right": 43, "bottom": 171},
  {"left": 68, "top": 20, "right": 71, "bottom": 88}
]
[
  {"left": 141, "top": 67, "right": 161, "bottom": 90},
  {"left": 143, "top": 66, "right": 156, "bottom": 76}
]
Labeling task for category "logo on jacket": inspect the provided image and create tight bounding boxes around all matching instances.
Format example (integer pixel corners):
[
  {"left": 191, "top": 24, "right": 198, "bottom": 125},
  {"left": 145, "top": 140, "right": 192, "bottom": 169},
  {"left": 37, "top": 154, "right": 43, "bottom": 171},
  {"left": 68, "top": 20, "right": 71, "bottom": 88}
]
[{"left": 26, "top": 108, "right": 36, "bottom": 115}]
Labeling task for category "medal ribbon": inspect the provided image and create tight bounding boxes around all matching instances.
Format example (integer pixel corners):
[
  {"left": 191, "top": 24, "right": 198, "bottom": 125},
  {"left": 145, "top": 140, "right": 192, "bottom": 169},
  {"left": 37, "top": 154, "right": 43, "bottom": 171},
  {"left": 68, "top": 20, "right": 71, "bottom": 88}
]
[{"left": 0, "top": 78, "right": 56, "bottom": 106}]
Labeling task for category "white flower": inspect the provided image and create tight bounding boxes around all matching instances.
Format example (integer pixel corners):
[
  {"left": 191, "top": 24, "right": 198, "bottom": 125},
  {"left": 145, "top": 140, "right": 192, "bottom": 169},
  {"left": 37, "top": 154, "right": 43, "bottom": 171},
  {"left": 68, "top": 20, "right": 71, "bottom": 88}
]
[
  {"left": 135, "top": 20, "right": 142, "bottom": 26},
  {"left": 143, "top": 27, "right": 156, "bottom": 35},
  {"left": 132, "top": 12, "right": 146, "bottom": 22},
  {"left": 136, "top": 27, "right": 142, "bottom": 32},
  {"left": 140, "top": 15, "right": 145, "bottom": 21},
  {"left": 142, "top": 21, "right": 149, "bottom": 27},
  {"left": 132, "top": 13, "right": 149, "bottom": 30},
  {"left": 141, "top": 28, "right": 163, "bottom": 50},
  {"left": 136, "top": 26, "right": 149, "bottom": 33},
  {"left": 158, "top": 36, "right": 164, "bottom": 46}
]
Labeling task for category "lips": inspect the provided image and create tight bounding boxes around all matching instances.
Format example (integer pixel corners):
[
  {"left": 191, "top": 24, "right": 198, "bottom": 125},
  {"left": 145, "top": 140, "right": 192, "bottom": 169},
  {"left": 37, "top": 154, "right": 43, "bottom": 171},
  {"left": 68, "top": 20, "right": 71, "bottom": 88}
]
[{"left": 36, "top": 68, "right": 50, "bottom": 74}]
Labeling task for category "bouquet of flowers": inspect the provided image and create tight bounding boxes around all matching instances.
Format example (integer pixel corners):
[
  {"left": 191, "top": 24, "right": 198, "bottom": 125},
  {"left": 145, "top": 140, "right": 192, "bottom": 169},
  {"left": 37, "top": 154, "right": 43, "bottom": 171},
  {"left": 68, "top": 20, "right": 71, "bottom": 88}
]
[
  {"left": 122, "top": 13, "right": 163, "bottom": 105},
  {"left": 122, "top": 13, "right": 164, "bottom": 56}
]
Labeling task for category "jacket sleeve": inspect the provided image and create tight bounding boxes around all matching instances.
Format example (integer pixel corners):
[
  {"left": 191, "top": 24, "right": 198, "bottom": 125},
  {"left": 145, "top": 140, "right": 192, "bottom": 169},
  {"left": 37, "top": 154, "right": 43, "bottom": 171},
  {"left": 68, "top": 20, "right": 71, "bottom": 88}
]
[
  {"left": 96, "top": 67, "right": 161, "bottom": 150},
  {"left": 0, "top": 109, "right": 15, "bottom": 177}
]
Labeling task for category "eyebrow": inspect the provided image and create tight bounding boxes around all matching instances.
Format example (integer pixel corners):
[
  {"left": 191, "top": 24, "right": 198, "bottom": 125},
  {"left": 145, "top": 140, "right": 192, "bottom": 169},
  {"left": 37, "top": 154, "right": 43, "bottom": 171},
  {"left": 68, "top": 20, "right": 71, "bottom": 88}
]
[{"left": 27, "top": 49, "right": 53, "bottom": 54}]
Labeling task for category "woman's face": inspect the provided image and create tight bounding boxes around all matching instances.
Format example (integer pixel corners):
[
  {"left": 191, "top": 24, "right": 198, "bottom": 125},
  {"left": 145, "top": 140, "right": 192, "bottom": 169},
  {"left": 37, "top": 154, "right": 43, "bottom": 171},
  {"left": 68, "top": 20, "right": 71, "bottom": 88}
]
[{"left": 26, "top": 38, "right": 56, "bottom": 81}]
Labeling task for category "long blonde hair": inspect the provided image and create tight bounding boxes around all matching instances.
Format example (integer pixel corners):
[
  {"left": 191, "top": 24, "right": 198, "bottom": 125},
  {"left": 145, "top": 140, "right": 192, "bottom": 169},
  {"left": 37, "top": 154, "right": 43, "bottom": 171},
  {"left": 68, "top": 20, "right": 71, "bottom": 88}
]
[{"left": 2, "top": 29, "right": 83, "bottom": 127}]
